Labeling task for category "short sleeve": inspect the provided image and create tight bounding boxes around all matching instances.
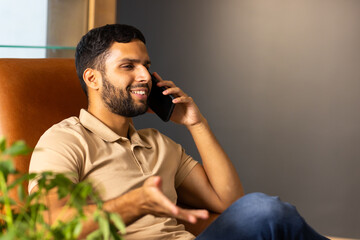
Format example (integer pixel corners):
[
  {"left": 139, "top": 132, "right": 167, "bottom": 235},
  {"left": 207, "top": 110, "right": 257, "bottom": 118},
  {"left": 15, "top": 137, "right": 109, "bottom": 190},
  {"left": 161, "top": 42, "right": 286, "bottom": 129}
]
[
  {"left": 174, "top": 149, "right": 198, "bottom": 188},
  {"left": 28, "top": 125, "right": 85, "bottom": 193}
]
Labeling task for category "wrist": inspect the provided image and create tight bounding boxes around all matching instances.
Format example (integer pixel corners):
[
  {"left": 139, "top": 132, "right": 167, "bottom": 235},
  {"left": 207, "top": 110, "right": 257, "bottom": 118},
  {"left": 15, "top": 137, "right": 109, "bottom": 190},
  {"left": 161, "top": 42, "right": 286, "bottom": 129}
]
[
  {"left": 107, "top": 187, "right": 145, "bottom": 225},
  {"left": 129, "top": 187, "right": 147, "bottom": 216},
  {"left": 186, "top": 116, "right": 209, "bottom": 132}
]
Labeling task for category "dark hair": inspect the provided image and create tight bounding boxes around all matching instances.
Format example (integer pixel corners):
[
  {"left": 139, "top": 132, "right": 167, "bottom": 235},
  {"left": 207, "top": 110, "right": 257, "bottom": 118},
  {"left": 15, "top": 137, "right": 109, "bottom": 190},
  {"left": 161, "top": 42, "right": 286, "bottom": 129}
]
[{"left": 75, "top": 24, "right": 146, "bottom": 96}]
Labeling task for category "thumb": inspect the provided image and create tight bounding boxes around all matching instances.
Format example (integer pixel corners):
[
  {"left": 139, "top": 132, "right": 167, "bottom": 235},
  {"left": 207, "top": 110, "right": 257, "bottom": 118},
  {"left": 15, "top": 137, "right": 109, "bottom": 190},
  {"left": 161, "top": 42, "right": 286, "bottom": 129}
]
[{"left": 144, "top": 176, "right": 162, "bottom": 189}]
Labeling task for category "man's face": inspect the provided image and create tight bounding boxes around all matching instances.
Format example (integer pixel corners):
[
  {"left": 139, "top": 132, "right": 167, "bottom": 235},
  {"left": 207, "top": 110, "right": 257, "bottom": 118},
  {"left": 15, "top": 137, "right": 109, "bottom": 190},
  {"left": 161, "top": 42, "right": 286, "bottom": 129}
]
[{"left": 100, "top": 40, "right": 152, "bottom": 117}]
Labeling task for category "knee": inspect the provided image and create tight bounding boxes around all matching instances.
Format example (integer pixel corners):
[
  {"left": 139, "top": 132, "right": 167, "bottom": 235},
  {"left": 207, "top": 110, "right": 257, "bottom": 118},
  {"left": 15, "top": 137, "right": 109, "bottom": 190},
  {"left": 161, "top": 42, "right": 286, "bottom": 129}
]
[{"left": 229, "top": 192, "right": 298, "bottom": 225}]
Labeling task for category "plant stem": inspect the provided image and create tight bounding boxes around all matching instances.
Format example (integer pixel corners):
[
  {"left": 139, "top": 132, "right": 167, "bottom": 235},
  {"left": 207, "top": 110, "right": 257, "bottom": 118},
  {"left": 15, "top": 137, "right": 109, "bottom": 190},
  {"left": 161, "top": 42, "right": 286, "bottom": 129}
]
[{"left": 46, "top": 193, "right": 52, "bottom": 225}]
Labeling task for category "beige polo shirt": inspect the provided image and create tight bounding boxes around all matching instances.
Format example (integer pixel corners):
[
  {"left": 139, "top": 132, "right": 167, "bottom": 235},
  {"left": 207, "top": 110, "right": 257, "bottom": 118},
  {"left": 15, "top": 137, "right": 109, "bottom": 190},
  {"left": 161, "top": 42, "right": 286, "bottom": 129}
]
[{"left": 28, "top": 109, "right": 198, "bottom": 240}]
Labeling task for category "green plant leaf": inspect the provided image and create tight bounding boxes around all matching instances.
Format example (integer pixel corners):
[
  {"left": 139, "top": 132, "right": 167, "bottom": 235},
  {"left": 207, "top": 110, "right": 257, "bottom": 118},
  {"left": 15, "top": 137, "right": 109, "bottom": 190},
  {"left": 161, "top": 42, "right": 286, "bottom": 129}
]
[
  {"left": 53, "top": 174, "right": 74, "bottom": 198},
  {"left": 27, "top": 172, "right": 38, "bottom": 180},
  {"left": 73, "top": 221, "right": 83, "bottom": 238},
  {"left": 0, "top": 149, "right": 125, "bottom": 240},
  {"left": 28, "top": 190, "right": 41, "bottom": 202},
  {"left": 7, "top": 173, "right": 34, "bottom": 190},
  {"left": 109, "top": 224, "right": 123, "bottom": 240},
  {"left": 17, "top": 184, "right": 25, "bottom": 202},
  {"left": 28, "top": 202, "right": 48, "bottom": 213},
  {"left": 86, "top": 229, "right": 102, "bottom": 240},
  {"left": 0, "top": 135, "right": 6, "bottom": 152},
  {"left": 109, "top": 213, "right": 126, "bottom": 234},
  {"left": 3, "top": 140, "right": 32, "bottom": 156},
  {"left": 99, "top": 215, "right": 110, "bottom": 240},
  {"left": 0, "top": 227, "right": 16, "bottom": 240},
  {"left": 0, "top": 196, "right": 17, "bottom": 206},
  {"left": 36, "top": 171, "right": 54, "bottom": 190},
  {"left": 50, "top": 225, "right": 66, "bottom": 240},
  {"left": 68, "top": 182, "right": 94, "bottom": 213},
  {"left": 0, "top": 160, "right": 16, "bottom": 181}
]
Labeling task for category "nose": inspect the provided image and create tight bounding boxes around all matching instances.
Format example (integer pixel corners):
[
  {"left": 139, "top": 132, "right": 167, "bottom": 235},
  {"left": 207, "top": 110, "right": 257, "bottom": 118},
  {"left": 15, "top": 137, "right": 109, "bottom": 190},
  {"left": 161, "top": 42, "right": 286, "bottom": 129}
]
[{"left": 135, "top": 66, "right": 151, "bottom": 83}]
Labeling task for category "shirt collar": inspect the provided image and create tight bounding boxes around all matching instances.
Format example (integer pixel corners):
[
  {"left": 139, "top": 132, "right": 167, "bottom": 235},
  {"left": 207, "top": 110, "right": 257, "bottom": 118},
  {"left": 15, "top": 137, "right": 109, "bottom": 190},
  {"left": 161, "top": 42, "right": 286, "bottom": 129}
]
[{"left": 79, "top": 109, "right": 151, "bottom": 148}]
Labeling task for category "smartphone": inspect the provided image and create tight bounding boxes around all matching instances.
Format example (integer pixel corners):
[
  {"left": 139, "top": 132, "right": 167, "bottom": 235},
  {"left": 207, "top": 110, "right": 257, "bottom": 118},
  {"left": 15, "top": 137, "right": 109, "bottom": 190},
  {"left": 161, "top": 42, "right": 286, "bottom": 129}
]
[{"left": 147, "top": 74, "right": 175, "bottom": 122}]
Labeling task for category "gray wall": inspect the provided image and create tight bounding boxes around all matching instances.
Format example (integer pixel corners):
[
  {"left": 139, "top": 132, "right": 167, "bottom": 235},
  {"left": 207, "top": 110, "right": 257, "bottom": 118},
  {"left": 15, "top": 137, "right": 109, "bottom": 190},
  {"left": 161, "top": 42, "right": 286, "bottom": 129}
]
[{"left": 117, "top": 0, "right": 360, "bottom": 238}]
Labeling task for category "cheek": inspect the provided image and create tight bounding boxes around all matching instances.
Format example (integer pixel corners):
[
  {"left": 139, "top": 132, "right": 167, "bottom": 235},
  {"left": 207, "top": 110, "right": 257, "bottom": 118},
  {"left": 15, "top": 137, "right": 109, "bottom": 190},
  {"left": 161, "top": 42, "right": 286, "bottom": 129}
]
[{"left": 112, "top": 76, "right": 133, "bottom": 90}]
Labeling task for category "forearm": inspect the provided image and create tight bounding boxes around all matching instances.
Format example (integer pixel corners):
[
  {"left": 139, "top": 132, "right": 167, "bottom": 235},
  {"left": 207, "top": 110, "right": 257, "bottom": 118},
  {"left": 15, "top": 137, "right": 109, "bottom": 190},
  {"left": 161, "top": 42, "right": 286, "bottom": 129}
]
[
  {"left": 103, "top": 187, "right": 144, "bottom": 224},
  {"left": 47, "top": 179, "right": 207, "bottom": 238},
  {"left": 154, "top": 76, "right": 243, "bottom": 209},
  {"left": 187, "top": 117, "right": 244, "bottom": 205},
  {"left": 44, "top": 187, "right": 144, "bottom": 239},
  {"left": 81, "top": 189, "right": 143, "bottom": 238}
]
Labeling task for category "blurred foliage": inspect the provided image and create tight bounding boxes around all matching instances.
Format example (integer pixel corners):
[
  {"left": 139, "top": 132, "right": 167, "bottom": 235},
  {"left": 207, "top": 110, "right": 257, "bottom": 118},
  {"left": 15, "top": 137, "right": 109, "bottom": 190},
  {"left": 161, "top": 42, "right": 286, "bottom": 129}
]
[{"left": 0, "top": 136, "right": 125, "bottom": 239}]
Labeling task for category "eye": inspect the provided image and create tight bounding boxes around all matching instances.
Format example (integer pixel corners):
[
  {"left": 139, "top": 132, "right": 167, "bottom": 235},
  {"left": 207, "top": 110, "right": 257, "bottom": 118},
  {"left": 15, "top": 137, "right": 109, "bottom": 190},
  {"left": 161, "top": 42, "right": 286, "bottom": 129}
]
[{"left": 121, "top": 64, "right": 134, "bottom": 70}]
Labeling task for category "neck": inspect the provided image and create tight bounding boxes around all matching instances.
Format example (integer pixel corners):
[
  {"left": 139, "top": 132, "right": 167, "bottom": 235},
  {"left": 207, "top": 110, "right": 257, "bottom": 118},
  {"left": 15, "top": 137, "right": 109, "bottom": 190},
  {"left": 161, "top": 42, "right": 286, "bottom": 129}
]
[{"left": 87, "top": 104, "right": 131, "bottom": 138}]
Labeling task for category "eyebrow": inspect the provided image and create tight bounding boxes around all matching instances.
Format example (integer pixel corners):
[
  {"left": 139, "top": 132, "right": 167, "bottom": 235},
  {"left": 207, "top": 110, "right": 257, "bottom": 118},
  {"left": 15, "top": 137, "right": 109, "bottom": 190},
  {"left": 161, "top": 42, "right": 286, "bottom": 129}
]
[{"left": 119, "top": 58, "right": 151, "bottom": 65}]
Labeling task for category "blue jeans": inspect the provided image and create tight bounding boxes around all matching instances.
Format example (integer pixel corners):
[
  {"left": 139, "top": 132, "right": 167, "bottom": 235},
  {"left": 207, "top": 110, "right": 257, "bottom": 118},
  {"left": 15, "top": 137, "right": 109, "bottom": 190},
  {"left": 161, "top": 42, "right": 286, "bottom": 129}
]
[{"left": 196, "top": 192, "right": 329, "bottom": 240}]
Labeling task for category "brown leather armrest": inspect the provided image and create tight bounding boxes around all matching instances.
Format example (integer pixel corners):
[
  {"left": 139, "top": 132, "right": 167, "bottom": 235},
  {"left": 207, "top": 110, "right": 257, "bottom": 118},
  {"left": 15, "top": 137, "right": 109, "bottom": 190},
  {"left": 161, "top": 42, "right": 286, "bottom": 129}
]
[
  {"left": 178, "top": 212, "right": 220, "bottom": 236},
  {"left": 176, "top": 202, "right": 220, "bottom": 236}
]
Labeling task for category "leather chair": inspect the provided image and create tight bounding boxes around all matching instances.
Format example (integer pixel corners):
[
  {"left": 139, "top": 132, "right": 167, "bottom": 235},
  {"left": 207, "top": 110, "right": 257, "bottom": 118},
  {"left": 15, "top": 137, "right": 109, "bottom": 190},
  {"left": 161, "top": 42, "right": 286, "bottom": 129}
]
[
  {"left": 0, "top": 58, "right": 87, "bottom": 178},
  {"left": 0, "top": 58, "right": 217, "bottom": 236}
]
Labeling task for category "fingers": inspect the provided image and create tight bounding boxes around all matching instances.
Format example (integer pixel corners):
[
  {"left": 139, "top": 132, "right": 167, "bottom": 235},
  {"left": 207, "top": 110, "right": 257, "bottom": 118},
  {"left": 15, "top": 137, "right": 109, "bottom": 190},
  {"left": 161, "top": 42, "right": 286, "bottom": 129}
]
[
  {"left": 143, "top": 177, "right": 179, "bottom": 215},
  {"left": 141, "top": 176, "right": 209, "bottom": 223},
  {"left": 145, "top": 177, "right": 178, "bottom": 214},
  {"left": 152, "top": 72, "right": 183, "bottom": 94},
  {"left": 156, "top": 80, "right": 176, "bottom": 89},
  {"left": 176, "top": 208, "right": 209, "bottom": 224},
  {"left": 152, "top": 72, "right": 163, "bottom": 82},
  {"left": 155, "top": 79, "right": 190, "bottom": 103},
  {"left": 185, "top": 209, "right": 209, "bottom": 220},
  {"left": 172, "top": 96, "right": 193, "bottom": 104},
  {"left": 162, "top": 87, "right": 183, "bottom": 96}
]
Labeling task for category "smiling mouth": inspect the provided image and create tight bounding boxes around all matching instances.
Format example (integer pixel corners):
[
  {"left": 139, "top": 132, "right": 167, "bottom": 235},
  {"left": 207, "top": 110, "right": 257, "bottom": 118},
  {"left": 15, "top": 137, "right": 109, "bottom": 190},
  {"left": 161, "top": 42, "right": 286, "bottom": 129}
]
[{"left": 130, "top": 90, "right": 146, "bottom": 95}]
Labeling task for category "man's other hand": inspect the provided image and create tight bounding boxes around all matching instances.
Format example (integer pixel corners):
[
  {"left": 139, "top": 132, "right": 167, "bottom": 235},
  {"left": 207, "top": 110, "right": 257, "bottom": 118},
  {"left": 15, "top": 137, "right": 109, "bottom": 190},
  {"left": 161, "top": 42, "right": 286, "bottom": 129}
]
[{"left": 139, "top": 176, "right": 209, "bottom": 224}]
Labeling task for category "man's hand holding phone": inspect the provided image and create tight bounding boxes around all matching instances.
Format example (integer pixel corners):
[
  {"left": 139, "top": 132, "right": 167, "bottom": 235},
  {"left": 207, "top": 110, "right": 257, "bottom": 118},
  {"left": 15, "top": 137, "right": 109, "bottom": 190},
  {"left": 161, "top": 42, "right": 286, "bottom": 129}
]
[
  {"left": 147, "top": 73, "right": 175, "bottom": 122},
  {"left": 149, "top": 72, "right": 205, "bottom": 128}
]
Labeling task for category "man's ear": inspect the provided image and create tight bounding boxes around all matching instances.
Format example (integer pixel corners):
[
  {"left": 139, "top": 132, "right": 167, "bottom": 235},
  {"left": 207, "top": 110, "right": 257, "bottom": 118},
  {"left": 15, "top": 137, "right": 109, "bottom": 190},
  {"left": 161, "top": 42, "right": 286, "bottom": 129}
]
[{"left": 83, "top": 68, "right": 101, "bottom": 91}]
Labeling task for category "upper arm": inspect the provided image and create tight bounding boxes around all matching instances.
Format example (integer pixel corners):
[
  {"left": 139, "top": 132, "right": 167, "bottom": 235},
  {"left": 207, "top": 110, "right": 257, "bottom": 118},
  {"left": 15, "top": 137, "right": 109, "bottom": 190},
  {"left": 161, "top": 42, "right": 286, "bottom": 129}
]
[
  {"left": 30, "top": 185, "right": 70, "bottom": 224},
  {"left": 176, "top": 164, "right": 226, "bottom": 213},
  {"left": 28, "top": 128, "right": 84, "bottom": 193}
]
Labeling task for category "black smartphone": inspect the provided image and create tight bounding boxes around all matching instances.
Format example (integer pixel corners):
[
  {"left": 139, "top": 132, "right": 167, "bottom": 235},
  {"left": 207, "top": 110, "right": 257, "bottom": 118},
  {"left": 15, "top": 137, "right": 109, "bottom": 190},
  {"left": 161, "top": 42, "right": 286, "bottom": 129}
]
[{"left": 147, "top": 74, "right": 175, "bottom": 122}]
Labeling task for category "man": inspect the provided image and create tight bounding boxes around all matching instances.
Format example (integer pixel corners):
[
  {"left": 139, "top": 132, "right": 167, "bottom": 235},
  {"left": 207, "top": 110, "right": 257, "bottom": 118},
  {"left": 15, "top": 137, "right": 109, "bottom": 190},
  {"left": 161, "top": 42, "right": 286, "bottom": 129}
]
[{"left": 28, "top": 24, "right": 328, "bottom": 239}]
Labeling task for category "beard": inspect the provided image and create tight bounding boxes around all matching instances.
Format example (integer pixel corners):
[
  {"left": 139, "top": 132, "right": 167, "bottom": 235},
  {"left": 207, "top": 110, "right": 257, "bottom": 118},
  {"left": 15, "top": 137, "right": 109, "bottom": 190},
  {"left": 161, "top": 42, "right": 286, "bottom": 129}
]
[{"left": 101, "top": 74, "right": 148, "bottom": 117}]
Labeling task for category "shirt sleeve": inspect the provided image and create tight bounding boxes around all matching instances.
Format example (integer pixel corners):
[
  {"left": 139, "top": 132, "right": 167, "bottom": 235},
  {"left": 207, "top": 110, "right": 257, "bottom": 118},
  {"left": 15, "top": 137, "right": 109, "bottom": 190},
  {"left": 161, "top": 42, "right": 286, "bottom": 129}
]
[
  {"left": 174, "top": 148, "right": 198, "bottom": 188},
  {"left": 28, "top": 126, "right": 84, "bottom": 193}
]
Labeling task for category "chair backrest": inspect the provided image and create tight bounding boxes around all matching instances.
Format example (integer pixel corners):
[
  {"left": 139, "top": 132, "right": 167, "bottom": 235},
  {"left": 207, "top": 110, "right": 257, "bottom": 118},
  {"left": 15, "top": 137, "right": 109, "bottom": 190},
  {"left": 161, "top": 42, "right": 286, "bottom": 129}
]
[{"left": 0, "top": 58, "right": 87, "bottom": 176}]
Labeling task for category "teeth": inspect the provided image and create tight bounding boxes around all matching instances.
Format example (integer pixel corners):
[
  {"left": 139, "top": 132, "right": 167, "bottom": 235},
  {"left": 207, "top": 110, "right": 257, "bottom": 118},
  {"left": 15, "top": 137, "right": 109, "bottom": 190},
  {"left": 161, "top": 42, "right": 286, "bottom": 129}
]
[{"left": 132, "top": 90, "right": 146, "bottom": 95}]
